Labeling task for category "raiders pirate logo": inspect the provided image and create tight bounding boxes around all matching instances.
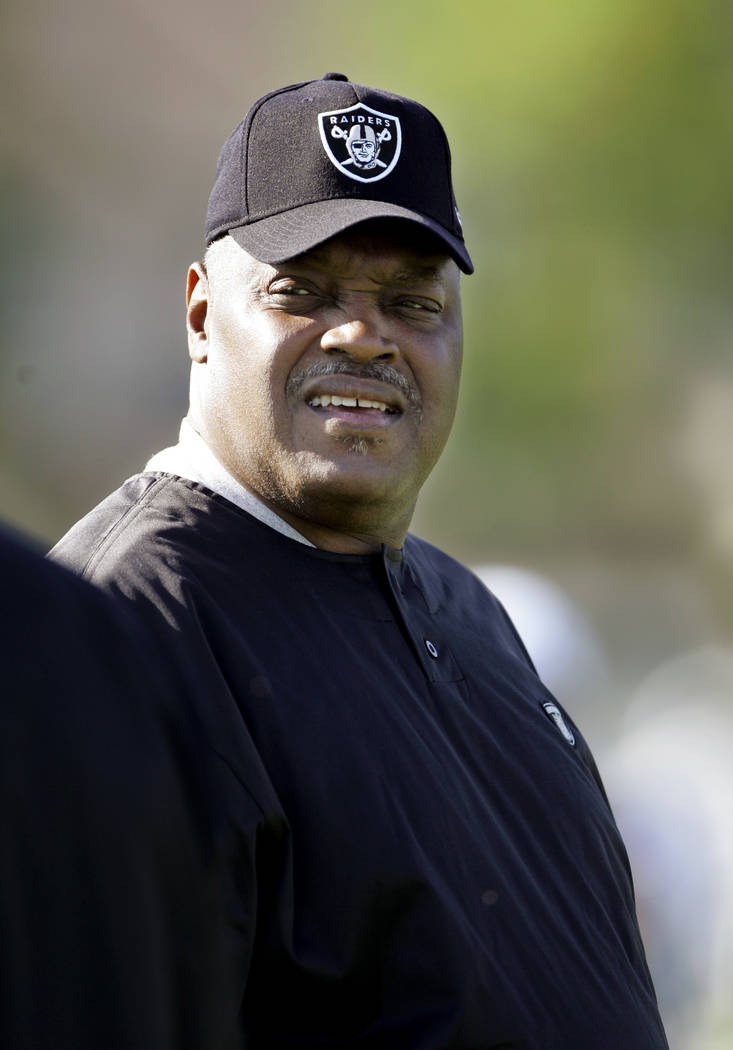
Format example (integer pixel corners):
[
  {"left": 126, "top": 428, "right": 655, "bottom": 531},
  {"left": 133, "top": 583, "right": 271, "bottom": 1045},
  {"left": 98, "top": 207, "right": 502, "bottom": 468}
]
[
  {"left": 318, "top": 102, "right": 402, "bottom": 183},
  {"left": 541, "top": 702, "right": 576, "bottom": 747}
]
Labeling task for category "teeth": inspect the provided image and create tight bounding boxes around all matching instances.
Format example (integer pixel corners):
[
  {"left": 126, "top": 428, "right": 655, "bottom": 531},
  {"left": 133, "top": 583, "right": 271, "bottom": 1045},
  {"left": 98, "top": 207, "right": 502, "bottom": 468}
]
[
  {"left": 358, "top": 399, "right": 387, "bottom": 411},
  {"left": 309, "top": 394, "right": 389, "bottom": 412}
]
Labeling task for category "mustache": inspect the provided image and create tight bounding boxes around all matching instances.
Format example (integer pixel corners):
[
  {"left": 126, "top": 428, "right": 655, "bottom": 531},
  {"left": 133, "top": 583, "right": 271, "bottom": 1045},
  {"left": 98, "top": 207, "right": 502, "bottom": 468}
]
[{"left": 287, "top": 360, "right": 421, "bottom": 408}]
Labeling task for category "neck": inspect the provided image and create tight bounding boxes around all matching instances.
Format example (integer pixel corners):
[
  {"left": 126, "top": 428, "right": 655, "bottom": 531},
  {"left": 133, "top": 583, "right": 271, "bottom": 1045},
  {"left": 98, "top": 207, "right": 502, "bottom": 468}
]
[{"left": 264, "top": 501, "right": 407, "bottom": 554}]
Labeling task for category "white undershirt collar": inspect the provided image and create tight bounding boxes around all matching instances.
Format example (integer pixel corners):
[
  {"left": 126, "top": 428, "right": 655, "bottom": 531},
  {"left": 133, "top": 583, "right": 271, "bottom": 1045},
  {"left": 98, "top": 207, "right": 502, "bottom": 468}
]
[{"left": 145, "top": 418, "right": 315, "bottom": 547}]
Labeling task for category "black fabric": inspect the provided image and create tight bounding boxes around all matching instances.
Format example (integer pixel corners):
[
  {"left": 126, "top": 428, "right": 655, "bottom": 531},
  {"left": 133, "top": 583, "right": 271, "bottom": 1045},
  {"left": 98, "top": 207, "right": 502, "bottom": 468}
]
[
  {"left": 0, "top": 523, "right": 248, "bottom": 1050},
  {"left": 50, "top": 475, "right": 669, "bottom": 1050}
]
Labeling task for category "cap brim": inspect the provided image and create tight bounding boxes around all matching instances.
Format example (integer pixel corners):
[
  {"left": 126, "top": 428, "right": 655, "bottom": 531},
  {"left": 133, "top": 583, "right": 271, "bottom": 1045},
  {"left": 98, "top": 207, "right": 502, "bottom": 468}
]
[{"left": 226, "top": 198, "right": 473, "bottom": 274}]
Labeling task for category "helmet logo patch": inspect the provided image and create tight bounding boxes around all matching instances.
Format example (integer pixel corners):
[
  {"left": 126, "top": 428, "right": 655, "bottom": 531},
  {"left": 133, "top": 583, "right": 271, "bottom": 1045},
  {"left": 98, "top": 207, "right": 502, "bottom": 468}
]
[
  {"left": 318, "top": 103, "right": 402, "bottom": 183},
  {"left": 541, "top": 702, "right": 576, "bottom": 747}
]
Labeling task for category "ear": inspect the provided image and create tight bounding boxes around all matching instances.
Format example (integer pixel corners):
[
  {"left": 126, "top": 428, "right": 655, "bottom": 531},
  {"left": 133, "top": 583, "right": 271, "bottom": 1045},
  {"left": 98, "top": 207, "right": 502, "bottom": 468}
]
[{"left": 186, "top": 262, "right": 210, "bottom": 363}]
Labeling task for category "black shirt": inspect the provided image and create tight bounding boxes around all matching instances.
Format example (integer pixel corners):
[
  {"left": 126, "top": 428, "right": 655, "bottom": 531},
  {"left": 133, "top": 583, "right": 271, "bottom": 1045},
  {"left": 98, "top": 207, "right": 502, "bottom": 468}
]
[
  {"left": 0, "top": 523, "right": 241, "bottom": 1050},
  {"left": 51, "top": 473, "right": 669, "bottom": 1050}
]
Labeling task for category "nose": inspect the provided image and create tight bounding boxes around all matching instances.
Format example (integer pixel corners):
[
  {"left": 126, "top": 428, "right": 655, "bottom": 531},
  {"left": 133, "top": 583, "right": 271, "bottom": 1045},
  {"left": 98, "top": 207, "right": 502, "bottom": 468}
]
[{"left": 320, "top": 313, "right": 399, "bottom": 363}]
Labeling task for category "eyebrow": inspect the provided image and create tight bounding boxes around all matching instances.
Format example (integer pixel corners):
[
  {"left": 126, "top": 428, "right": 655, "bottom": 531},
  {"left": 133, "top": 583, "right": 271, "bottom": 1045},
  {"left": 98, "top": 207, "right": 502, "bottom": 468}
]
[
  {"left": 274, "top": 253, "right": 450, "bottom": 287},
  {"left": 389, "top": 264, "right": 445, "bottom": 284}
]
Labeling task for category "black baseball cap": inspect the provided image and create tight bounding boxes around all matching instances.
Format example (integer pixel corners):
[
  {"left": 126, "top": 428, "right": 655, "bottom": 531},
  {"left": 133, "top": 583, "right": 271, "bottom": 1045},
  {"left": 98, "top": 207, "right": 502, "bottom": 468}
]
[{"left": 205, "top": 72, "right": 473, "bottom": 274}]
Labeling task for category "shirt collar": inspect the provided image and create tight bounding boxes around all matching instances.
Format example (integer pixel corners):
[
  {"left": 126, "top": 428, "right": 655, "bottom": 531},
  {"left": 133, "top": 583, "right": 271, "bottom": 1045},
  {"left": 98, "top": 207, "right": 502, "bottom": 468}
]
[{"left": 144, "top": 418, "right": 315, "bottom": 547}]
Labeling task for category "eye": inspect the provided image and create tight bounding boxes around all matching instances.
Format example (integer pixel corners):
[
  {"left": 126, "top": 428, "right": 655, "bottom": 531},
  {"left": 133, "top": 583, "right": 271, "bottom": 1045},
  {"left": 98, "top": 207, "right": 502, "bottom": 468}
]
[
  {"left": 397, "top": 297, "right": 442, "bottom": 314},
  {"left": 268, "top": 280, "right": 313, "bottom": 297},
  {"left": 265, "top": 278, "right": 324, "bottom": 310}
]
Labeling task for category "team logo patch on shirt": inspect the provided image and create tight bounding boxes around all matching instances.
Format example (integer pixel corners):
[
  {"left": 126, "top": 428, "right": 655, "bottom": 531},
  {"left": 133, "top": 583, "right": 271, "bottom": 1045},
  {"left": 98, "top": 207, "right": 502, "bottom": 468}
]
[
  {"left": 318, "top": 103, "right": 402, "bottom": 183},
  {"left": 541, "top": 702, "right": 576, "bottom": 747}
]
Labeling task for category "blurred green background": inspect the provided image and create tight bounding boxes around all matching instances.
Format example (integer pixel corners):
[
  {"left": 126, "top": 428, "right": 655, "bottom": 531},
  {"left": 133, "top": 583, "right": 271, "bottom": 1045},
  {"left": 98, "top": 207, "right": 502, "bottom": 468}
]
[{"left": 3, "top": 2, "right": 733, "bottom": 1045}]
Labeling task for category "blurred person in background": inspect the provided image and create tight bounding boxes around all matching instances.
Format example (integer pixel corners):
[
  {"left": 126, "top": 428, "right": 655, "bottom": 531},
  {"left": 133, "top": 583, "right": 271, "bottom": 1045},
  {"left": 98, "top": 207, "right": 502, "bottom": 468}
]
[
  {"left": 50, "top": 73, "right": 668, "bottom": 1048},
  {"left": 0, "top": 523, "right": 238, "bottom": 1049},
  {"left": 604, "top": 648, "right": 733, "bottom": 1050}
]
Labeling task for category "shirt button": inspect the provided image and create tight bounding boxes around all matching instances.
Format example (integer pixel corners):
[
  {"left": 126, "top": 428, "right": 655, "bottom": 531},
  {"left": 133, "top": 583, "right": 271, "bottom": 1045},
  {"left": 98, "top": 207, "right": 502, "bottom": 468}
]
[{"left": 425, "top": 639, "right": 439, "bottom": 658}]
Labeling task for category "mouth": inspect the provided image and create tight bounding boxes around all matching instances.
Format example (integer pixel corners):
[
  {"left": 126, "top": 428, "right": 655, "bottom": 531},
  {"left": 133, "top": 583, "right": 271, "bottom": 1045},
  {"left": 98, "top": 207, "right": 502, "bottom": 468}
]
[
  {"left": 304, "top": 390, "right": 401, "bottom": 430},
  {"left": 307, "top": 393, "right": 398, "bottom": 415},
  {"left": 298, "top": 373, "right": 410, "bottom": 431},
  {"left": 288, "top": 362, "right": 420, "bottom": 435}
]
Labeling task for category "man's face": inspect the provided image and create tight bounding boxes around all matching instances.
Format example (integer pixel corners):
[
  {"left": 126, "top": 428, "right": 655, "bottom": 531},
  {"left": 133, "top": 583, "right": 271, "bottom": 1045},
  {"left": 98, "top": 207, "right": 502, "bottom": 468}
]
[
  {"left": 187, "top": 223, "right": 463, "bottom": 549},
  {"left": 350, "top": 138, "right": 376, "bottom": 165}
]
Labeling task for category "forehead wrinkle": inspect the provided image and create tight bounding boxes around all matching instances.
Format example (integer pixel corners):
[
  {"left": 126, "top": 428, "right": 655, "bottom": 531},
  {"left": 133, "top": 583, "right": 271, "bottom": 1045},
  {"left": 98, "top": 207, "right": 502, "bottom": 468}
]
[{"left": 289, "top": 232, "right": 452, "bottom": 280}]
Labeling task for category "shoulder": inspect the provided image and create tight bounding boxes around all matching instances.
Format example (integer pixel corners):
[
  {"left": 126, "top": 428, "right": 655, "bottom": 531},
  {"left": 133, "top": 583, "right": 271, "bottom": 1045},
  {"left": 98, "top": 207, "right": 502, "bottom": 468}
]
[
  {"left": 50, "top": 473, "right": 165, "bottom": 575},
  {"left": 3, "top": 520, "right": 125, "bottom": 645},
  {"left": 50, "top": 472, "right": 254, "bottom": 582},
  {"left": 1, "top": 520, "right": 207, "bottom": 806}
]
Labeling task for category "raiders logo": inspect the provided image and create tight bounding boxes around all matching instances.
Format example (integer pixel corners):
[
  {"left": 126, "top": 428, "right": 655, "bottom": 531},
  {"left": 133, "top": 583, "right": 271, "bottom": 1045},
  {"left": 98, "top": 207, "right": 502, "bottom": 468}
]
[
  {"left": 318, "top": 102, "right": 402, "bottom": 183},
  {"left": 541, "top": 702, "right": 576, "bottom": 747}
]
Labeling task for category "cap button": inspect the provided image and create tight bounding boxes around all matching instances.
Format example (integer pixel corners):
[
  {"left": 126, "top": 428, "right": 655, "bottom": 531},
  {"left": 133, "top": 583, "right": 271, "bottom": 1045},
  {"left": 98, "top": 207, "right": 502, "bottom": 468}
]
[{"left": 321, "top": 72, "right": 349, "bottom": 81}]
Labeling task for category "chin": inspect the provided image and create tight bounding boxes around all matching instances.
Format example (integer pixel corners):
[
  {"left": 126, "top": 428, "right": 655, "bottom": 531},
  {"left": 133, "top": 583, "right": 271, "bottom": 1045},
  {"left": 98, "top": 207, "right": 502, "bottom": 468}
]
[
  {"left": 335, "top": 435, "right": 372, "bottom": 457},
  {"left": 289, "top": 454, "right": 404, "bottom": 508}
]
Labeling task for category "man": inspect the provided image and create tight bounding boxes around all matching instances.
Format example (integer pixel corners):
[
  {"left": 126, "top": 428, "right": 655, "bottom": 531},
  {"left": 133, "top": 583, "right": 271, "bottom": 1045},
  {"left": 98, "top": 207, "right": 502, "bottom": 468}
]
[{"left": 51, "top": 73, "right": 668, "bottom": 1048}]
